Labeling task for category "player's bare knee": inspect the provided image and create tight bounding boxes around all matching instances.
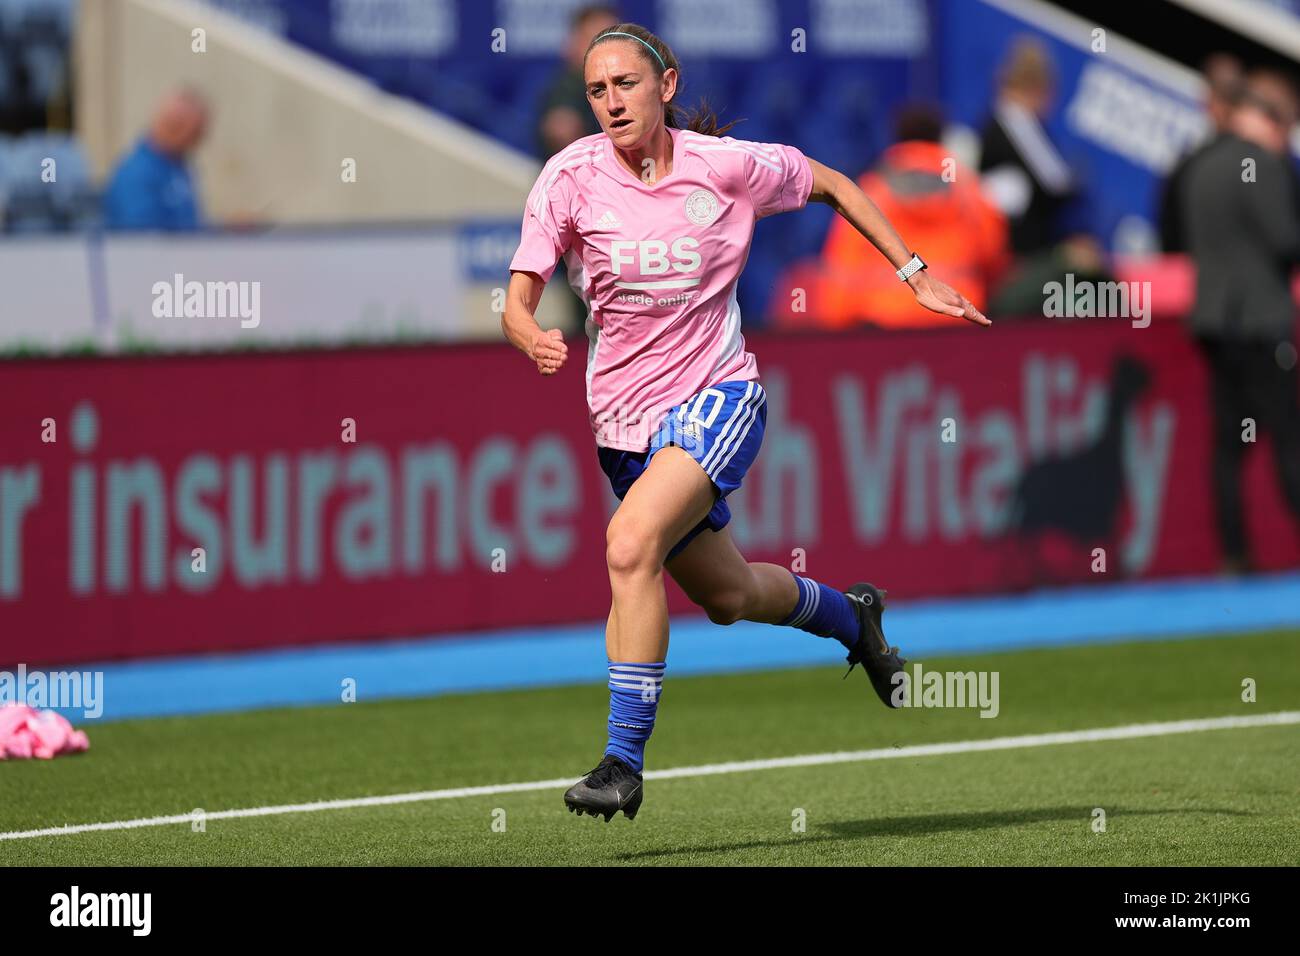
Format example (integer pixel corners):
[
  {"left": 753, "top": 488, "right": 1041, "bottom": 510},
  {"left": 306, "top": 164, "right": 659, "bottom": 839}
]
[{"left": 605, "top": 521, "right": 660, "bottom": 579}]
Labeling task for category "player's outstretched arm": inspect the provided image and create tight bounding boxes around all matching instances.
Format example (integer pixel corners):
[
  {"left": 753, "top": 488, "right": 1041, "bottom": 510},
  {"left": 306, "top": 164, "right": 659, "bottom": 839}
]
[
  {"left": 503, "top": 270, "right": 570, "bottom": 375},
  {"left": 806, "top": 156, "right": 991, "bottom": 326}
]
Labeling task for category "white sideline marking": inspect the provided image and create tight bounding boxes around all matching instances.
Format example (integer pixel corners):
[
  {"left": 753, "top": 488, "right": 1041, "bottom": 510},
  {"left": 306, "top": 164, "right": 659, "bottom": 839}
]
[{"left": 2, "top": 711, "right": 1297, "bottom": 842}]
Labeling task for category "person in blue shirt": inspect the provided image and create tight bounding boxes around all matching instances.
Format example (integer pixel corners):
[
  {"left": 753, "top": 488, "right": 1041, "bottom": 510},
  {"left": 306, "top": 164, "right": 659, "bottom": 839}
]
[{"left": 103, "top": 89, "right": 209, "bottom": 231}]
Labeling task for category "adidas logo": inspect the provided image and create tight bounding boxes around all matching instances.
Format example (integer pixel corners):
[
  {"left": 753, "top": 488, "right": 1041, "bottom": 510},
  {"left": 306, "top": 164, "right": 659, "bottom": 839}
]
[{"left": 596, "top": 210, "right": 622, "bottom": 229}]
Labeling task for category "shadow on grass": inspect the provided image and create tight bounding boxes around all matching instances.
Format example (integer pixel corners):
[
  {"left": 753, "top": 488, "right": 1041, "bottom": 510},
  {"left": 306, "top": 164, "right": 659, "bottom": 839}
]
[{"left": 615, "top": 805, "right": 1253, "bottom": 861}]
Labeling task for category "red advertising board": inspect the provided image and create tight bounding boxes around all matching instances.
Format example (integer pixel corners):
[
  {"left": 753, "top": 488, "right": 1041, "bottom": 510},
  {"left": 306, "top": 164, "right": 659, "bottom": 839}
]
[{"left": 2, "top": 321, "right": 1296, "bottom": 665}]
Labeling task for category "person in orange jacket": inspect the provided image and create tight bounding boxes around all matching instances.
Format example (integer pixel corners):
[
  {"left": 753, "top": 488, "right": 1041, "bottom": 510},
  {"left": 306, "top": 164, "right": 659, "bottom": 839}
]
[{"left": 816, "top": 106, "right": 1009, "bottom": 329}]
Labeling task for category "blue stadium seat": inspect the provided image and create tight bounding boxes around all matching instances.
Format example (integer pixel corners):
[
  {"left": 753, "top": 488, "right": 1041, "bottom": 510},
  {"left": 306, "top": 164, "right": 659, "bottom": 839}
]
[
  {"left": 0, "top": 133, "right": 38, "bottom": 190},
  {"left": 0, "top": 135, "right": 9, "bottom": 224},
  {"left": 490, "top": 61, "right": 562, "bottom": 154},
  {"left": 737, "top": 243, "right": 787, "bottom": 327},
  {"left": 0, "top": 132, "right": 93, "bottom": 232},
  {"left": 3, "top": 194, "right": 57, "bottom": 231},
  {"left": 21, "top": 43, "right": 66, "bottom": 101},
  {"left": 675, "top": 60, "right": 731, "bottom": 122},
  {"left": 807, "top": 66, "right": 888, "bottom": 172},
  {"left": 0, "top": 0, "right": 20, "bottom": 33},
  {"left": 414, "top": 63, "right": 500, "bottom": 139},
  {"left": 785, "top": 200, "right": 835, "bottom": 256},
  {"left": 1, "top": 134, "right": 42, "bottom": 230},
  {"left": 733, "top": 71, "right": 807, "bottom": 145},
  {"left": 69, "top": 187, "right": 102, "bottom": 230},
  {"left": 31, "top": 132, "right": 88, "bottom": 206},
  {"left": 0, "top": 0, "right": 73, "bottom": 36}
]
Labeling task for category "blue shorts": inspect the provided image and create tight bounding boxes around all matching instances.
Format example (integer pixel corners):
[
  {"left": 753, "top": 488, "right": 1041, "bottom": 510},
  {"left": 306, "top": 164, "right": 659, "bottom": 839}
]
[{"left": 597, "top": 380, "right": 767, "bottom": 561}]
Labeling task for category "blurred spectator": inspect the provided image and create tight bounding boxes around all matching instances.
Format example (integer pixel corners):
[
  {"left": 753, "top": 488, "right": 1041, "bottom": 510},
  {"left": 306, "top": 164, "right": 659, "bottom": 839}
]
[
  {"left": 534, "top": 4, "right": 619, "bottom": 159},
  {"left": 978, "top": 37, "right": 1076, "bottom": 256},
  {"left": 531, "top": 5, "right": 617, "bottom": 334},
  {"left": 986, "top": 233, "right": 1114, "bottom": 318},
  {"left": 1177, "top": 68, "right": 1300, "bottom": 572},
  {"left": 815, "top": 105, "right": 1009, "bottom": 328},
  {"left": 1159, "top": 54, "right": 1244, "bottom": 253},
  {"left": 973, "top": 37, "right": 1114, "bottom": 319},
  {"left": 103, "top": 88, "right": 208, "bottom": 231}
]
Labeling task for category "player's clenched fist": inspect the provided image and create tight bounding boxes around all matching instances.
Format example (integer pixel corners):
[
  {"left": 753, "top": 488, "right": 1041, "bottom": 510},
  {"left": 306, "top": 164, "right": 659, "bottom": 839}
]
[{"left": 529, "top": 327, "right": 568, "bottom": 375}]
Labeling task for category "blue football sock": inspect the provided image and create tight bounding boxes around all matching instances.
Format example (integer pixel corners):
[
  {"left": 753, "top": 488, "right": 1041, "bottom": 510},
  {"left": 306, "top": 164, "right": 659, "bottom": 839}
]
[
  {"left": 604, "top": 661, "right": 664, "bottom": 773},
  {"left": 779, "top": 575, "right": 861, "bottom": 650}
]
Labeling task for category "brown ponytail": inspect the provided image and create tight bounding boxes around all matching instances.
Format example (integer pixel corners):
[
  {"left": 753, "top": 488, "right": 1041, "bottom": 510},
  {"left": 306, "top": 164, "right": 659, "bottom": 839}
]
[{"left": 585, "top": 22, "right": 741, "bottom": 138}]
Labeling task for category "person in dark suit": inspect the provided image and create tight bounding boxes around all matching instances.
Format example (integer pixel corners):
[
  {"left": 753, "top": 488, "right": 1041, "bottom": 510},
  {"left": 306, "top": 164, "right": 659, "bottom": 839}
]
[
  {"left": 1178, "top": 69, "right": 1300, "bottom": 572},
  {"left": 1159, "top": 54, "right": 1244, "bottom": 254}
]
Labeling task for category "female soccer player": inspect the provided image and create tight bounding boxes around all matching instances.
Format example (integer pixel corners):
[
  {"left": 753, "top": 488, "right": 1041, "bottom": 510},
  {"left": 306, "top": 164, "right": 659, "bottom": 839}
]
[{"left": 504, "top": 23, "right": 989, "bottom": 822}]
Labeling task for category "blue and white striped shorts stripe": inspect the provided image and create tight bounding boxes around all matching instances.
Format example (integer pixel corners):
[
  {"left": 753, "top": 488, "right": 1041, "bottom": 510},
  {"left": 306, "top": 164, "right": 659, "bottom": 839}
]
[{"left": 651, "top": 380, "right": 767, "bottom": 497}]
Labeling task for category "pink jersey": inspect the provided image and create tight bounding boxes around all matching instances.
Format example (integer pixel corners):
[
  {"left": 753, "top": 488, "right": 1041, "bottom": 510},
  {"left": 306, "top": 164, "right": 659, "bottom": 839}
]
[{"left": 509, "top": 126, "right": 814, "bottom": 451}]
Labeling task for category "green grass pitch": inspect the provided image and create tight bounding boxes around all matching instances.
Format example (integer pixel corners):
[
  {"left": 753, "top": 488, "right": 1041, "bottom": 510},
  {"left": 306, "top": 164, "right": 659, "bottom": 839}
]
[{"left": 1, "top": 631, "right": 1296, "bottom": 865}]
